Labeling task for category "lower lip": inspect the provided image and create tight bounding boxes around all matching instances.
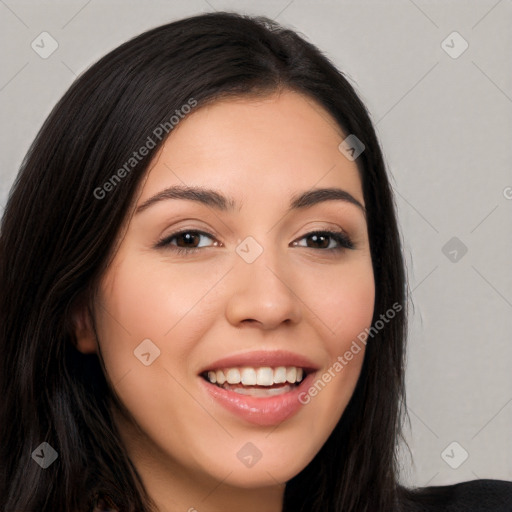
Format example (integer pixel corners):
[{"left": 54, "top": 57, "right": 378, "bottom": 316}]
[{"left": 199, "top": 372, "right": 316, "bottom": 426}]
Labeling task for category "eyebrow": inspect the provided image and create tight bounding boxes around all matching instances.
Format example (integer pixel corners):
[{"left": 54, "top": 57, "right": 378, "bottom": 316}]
[{"left": 135, "top": 185, "right": 365, "bottom": 215}]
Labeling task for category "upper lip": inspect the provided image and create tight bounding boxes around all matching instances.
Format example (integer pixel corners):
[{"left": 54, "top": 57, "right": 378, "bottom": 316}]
[{"left": 198, "top": 350, "right": 320, "bottom": 374}]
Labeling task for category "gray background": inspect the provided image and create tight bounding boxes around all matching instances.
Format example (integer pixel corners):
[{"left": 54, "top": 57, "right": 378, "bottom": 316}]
[{"left": 1, "top": 0, "right": 511, "bottom": 488}]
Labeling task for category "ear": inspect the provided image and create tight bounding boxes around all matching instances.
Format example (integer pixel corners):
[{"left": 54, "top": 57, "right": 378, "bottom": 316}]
[{"left": 72, "top": 302, "right": 98, "bottom": 354}]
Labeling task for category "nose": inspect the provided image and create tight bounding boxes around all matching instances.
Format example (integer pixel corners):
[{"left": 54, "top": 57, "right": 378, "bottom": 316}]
[{"left": 224, "top": 247, "right": 302, "bottom": 330}]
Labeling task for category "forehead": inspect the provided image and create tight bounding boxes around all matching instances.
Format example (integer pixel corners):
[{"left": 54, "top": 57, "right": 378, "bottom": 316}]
[{"left": 138, "top": 90, "right": 364, "bottom": 208}]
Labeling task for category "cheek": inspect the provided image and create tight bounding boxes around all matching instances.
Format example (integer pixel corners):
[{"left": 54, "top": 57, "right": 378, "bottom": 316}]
[
  {"left": 289, "top": 256, "right": 374, "bottom": 432},
  {"left": 92, "top": 254, "right": 228, "bottom": 425},
  {"left": 293, "top": 254, "right": 375, "bottom": 346},
  {"left": 92, "top": 259, "right": 222, "bottom": 458},
  {"left": 95, "top": 254, "right": 228, "bottom": 356}
]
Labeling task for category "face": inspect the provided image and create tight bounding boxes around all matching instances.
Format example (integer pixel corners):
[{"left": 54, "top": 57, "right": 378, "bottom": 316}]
[{"left": 77, "top": 90, "right": 374, "bottom": 492}]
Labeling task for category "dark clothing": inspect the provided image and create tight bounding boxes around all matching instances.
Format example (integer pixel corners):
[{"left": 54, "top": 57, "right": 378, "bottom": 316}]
[
  {"left": 92, "top": 478, "right": 512, "bottom": 511},
  {"left": 399, "top": 479, "right": 512, "bottom": 511}
]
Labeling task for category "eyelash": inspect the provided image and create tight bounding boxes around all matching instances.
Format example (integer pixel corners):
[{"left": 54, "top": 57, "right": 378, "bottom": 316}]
[{"left": 155, "top": 229, "right": 354, "bottom": 255}]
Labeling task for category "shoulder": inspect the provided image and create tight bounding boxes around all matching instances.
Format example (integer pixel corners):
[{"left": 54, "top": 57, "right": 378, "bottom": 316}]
[{"left": 398, "top": 478, "right": 512, "bottom": 511}]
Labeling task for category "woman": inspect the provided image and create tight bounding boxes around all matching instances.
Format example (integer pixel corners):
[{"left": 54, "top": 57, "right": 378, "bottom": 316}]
[{"left": 0, "top": 11, "right": 510, "bottom": 512}]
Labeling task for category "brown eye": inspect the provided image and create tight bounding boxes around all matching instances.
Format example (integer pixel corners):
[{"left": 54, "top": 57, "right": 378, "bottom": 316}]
[
  {"left": 156, "top": 230, "right": 217, "bottom": 252},
  {"left": 175, "top": 232, "right": 201, "bottom": 248},
  {"left": 293, "top": 230, "right": 354, "bottom": 251},
  {"left": 306, "top": 233, "right": 330, "bottom": 249}
]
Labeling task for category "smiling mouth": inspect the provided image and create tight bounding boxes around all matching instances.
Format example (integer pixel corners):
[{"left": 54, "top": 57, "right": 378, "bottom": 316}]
[{"left": 201, "top": 366, "right": 309, "bottom": 397}]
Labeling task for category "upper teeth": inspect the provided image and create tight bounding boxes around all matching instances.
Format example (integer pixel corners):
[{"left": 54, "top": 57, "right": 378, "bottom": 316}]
[{"left": 207, "top": 366, "right": 304, "bottom": 386}]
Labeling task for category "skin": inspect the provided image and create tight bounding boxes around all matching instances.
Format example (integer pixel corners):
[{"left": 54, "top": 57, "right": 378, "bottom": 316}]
[{"left": 75, "top": 89, "right": 375, "bottom": 512}]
